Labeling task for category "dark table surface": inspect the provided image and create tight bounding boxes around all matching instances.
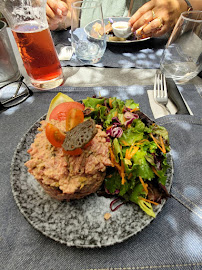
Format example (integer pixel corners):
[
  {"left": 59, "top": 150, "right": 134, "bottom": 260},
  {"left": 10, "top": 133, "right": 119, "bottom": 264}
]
[
  {"left": 1, "top": 30, "right": 202, "bottom": 270},
  {"left": 52, "top": 29, "right": 168, "bottom": 69}
]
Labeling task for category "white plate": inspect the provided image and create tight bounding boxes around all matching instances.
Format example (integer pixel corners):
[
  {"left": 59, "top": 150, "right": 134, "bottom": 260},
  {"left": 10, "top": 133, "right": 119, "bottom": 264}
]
[
  {"left": 10, "top": 114, "right": 173, "bottom": 248},
  {"left": 85, "top": 17, "right": 150, "bottom": 44}
]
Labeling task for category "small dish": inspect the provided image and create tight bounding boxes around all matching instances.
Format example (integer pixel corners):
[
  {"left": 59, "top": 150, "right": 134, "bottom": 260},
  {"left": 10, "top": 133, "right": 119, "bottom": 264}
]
[{"left": 112, "top": 21, "right": 132, "bottom": 38}]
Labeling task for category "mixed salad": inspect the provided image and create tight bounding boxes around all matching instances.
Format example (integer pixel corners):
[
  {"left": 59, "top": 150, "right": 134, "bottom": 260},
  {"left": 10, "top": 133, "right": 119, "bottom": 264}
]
[
  {"left": 82, "top": 96, "right": 171, "bottom": 218},
  {"left": 44, "top": 93, "right": 171, "bottom": 218}
]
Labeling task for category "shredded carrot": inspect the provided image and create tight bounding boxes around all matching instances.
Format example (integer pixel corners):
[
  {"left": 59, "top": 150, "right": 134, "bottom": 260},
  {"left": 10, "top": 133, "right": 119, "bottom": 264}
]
[
  {"left": 139, "top": 176, "right": 148, "bottom": 194},
  {"left": 114, "top": 110, "right": 118, "bottom": 117},
  {"left": 160, "top": 135, "right": 166, "bottom": 154},
  {"left": 130, "top": 146, "right": 139, "bottom": 157},
  {"left": 109, "top": 147, "right": 115, "bottom": 166},
  {"left": 131, "top": 108, "right": 139, "bottom": 112},
  {"left": 114, "top": 161, "right": 125, "bottom": 184},
  {"left": 126, "top": 145, "right": 139, "bottom": 160},
  {"left": 127, "top": 124, "right": 131, "bottom": 129},
  {"left": 121, "top": 140, "right": 130, "bottom": 146},
  {"left": 151, "top": 166, "right": 160, "bottom": 177},
  {"left": 96, "top": 104, "right": 101, "bottom": 108},
  {"left": 114, "top": 162, "right": 122, "bottom": 171},
  {"left": 106, "top": 125, "right": 112, "bottom": 130},
  {"left": 109, "top": 98, "right": 113, "bottom": 108},
  {"left": 153, "top": 137, "right": 161, "bottom": 145},
  {"left": 109, "top": 147, "right": 126, "bottom": 184},
  {"left": 121, "top": 161, "right": 125, "bottom": 184},
  {"left": 136, "top": 139, "right": 149, "bottom": 145},
  {"left": 125, "top": 149, "right": 129, "bottom": 159},
  {"left": 150, "top": 134, "right": 166, "bottom": 154},
  {"left": 139, "top": 197, "right": 159, "bottom": 205}
]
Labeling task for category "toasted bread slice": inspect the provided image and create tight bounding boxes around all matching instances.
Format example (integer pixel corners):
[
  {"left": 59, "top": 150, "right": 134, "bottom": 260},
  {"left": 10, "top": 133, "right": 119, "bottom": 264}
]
[{"left": 62, "top": 119, "right": 97, "bottom": 151}]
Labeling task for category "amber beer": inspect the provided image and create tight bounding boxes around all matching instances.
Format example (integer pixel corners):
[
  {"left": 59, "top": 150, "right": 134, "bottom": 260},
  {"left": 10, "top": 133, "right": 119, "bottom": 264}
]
[{"left": 12, "top": 23, "right": 64, "bottom": 89}]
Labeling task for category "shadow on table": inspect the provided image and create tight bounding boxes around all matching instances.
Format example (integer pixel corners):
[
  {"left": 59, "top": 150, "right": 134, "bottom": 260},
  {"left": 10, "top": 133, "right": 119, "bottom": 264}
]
[
  {"left": 107, "top": 36, "right": 168, "bottom": 53},
  {"left": 51, "top": 29, "right": 168, "bottom": 69},
  {"left": 51, "top": 29, "right": 168, "bottom": 52},
  {"left": 51, "top": 29, "right": 72, "bottom": 46}
]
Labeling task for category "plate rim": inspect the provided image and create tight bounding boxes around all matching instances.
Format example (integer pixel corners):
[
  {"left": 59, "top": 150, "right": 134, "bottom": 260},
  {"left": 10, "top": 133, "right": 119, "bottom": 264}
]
[{"left": 10, "top": 113, "right": 173, "bottom": 248}]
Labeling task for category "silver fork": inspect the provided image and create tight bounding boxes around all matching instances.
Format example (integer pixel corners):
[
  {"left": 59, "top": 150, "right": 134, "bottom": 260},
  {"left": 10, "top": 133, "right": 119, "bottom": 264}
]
[{"left": 153, "top": 70, "right": 171, "bottom": 114}]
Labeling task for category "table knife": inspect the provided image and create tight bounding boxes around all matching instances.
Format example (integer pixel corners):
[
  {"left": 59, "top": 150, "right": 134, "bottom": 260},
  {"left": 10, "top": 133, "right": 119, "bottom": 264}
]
[{"left": 166, "top": 78, "right": 190, "bottom": 115}]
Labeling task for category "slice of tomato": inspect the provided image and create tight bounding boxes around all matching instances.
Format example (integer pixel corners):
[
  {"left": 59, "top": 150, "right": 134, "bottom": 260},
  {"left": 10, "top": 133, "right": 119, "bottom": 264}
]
[
  {"left": 46, "top": 93, "right": 74, "bottom": 121},
  {"left": 66, "top": 108, "right": 84, "bottom": 131},
  {"left": 63, "top": 148, "right": 83, "bottom": 156},
  {"left": 49, "top": 102, "right": 85, "bottom": 121},
  {"left": 45, "top": 123, "right": 66, "bottom": 147},
  {"left": 83, "top": 140, "right": 92, "bottom": 149}
]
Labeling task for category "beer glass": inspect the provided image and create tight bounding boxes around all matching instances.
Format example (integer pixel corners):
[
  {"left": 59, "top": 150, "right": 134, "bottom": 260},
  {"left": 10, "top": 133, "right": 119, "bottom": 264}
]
[
  {"left": 0, "top": 0, "right": 64, "bottom": 90},
  {"left": 160, "top": 11, "right": 202, "bottom": 84}
]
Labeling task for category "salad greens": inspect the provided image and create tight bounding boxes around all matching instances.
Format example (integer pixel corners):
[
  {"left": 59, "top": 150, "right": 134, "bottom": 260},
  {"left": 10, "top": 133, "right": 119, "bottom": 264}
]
[{"left": 83, "top": 97, "right": 170, "bottom": 217}]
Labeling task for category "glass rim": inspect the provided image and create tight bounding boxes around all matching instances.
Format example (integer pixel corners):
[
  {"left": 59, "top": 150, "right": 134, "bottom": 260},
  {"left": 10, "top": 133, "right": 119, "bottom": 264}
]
[
  {"left": 71, "top": 0, "right": 101, "bottom": 9},
  {"left": 181, "top": 10, "right": 202, "bottom": 22}
]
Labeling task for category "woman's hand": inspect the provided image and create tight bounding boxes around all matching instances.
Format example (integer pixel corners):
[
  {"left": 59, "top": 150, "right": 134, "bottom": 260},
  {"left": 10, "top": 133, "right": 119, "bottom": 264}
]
[
  {"left": 129, "top": 0, "right": 188, "bottom": 37},
  {"left": 46, "top": 0, "right": 69, "bottom": 30}
]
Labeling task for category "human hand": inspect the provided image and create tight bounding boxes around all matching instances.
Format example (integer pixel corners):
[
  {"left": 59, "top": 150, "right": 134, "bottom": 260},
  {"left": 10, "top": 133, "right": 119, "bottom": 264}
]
[
  {"left": 46, "top": 0, "right": 69, "bottom": 30},
  {"left": 129, "top": 0, "right": 188, "bottom": 38}
]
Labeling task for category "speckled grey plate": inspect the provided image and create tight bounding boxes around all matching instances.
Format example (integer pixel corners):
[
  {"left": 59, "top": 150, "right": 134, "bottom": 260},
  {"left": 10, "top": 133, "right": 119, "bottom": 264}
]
[{"left": 10, "top": 115, "right": 173, "bottom": 248}]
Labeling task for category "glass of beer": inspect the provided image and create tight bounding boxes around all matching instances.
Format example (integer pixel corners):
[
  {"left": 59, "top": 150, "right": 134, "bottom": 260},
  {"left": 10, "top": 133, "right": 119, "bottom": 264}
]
[{"left": 0, "top": 0, "right": 64, "bottom": 90}]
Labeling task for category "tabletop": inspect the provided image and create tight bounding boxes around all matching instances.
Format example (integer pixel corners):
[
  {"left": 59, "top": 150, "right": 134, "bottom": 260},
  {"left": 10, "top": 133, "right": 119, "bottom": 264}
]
[{"left": 0, "top": 29, "right": 202, "bottom": 270}]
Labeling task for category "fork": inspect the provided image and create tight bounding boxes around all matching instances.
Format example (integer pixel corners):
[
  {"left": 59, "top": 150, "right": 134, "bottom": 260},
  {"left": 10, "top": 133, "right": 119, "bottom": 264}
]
[{"left": 153, "top": 70, "right": 171, "bottom": 114}]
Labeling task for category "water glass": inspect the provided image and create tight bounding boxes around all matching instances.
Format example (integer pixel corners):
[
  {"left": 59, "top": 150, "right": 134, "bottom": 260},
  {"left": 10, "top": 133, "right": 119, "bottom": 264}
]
[
  {"left": 0, "top": 0, "right": 64, "bottom": 90},
  {"left": 71, "top": 0, "right": 106, "bottom": 64},
  {"left": 160, "top": 11, "right": 202, "bottom": 84},
  {"left": 0, "top": 20, "right": 20, "bottom": 85}
]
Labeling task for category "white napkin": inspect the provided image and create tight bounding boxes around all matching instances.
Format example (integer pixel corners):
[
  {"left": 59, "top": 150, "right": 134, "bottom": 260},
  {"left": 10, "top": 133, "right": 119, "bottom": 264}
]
[
  {"left": 55, "top": 44, "right": 73, "bottom": 61},
  {"left": 147, "top": 90, "right": 177, "bottom": 119}
]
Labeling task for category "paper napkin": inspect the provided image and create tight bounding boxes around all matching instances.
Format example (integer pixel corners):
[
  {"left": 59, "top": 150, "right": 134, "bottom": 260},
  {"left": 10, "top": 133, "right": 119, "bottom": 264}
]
[
  {"left": 147, "top": 90, "right": 177, "bottom": 119},
  {"left": 55, "top": 44, "right": 73, "bottom": 61}
]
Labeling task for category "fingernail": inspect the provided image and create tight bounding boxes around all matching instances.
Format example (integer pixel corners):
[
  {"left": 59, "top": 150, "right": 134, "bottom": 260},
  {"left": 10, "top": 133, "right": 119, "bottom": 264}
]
[{"left": 57, "top": 8, "right": 62, "bottom": 16}]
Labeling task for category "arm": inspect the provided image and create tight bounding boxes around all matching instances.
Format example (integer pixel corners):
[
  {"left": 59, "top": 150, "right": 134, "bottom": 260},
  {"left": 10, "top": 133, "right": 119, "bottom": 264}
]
[{"left": 129, "top": 0, "right": 202, "bottom": 38}]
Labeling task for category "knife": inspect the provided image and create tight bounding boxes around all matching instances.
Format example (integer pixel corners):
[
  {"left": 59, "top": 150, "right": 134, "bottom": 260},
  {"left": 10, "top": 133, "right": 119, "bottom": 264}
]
[{"left": 166, "top": 78, "right": 190, "bottom": 115}]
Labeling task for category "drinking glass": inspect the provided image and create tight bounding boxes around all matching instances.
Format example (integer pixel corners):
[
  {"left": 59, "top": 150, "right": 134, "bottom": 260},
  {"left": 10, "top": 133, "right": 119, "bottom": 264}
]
[
  {"left": 0, "top": 0, "right": 64, "bottom": 90},
  {"left": 160, "top": 11, "right": 202, "bottom": 84},
  {"left": 0, "top": 20, "right": 20, "bottom": 85},
  {"left": 71, "top": 0, "right": 106, "bottom": 64}
]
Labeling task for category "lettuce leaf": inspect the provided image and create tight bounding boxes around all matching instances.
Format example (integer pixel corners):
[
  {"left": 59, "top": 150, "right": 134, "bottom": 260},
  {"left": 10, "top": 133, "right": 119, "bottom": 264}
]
[{"left": 83, "top": 97, "right": 105, "bottom": 108}]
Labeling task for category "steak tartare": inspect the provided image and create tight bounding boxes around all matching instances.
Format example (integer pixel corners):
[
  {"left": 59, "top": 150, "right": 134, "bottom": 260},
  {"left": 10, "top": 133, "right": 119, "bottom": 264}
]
[{"left": 25, "top": 119, "right": 112, "bottom": 201}]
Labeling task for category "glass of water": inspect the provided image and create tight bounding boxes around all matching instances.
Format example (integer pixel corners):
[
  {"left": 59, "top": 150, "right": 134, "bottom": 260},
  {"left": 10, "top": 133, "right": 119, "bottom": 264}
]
[
  {"left": 160, "top": 11, "right": 202, "bottom": 84},
  {"left": 71, "top": 0, "right": 106, "bottom": 64}
]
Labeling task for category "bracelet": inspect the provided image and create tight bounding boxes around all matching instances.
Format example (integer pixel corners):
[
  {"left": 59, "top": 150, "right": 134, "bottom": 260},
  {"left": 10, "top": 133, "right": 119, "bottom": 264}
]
[{"left": 183, "top": 0, "right": 193, "bottom": 11}]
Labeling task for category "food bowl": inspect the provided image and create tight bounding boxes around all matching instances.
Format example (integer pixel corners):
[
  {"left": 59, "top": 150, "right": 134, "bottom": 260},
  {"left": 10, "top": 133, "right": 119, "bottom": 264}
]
[{"left": 112, "top": 21, "right": 132, "bottom": 38}]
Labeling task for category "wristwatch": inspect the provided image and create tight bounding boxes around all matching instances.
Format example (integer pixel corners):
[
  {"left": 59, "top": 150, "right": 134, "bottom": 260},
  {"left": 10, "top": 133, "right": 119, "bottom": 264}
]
[{"left": 183, "top": 0, "right": 193, "bottom": 11}]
